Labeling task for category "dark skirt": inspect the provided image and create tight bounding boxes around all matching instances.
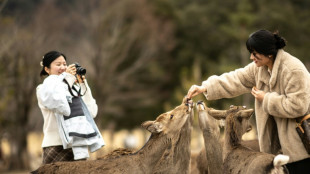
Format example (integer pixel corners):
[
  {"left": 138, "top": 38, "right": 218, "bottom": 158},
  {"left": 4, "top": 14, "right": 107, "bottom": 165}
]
[{"left": 42, "top": 145, "right": 74, "bottom": 164}]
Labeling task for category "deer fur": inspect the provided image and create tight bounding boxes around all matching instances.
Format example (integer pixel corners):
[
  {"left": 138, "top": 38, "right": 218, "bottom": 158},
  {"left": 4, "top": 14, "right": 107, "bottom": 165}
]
[
  {"left": 196, "top": 101, "right": 223, "bottom": 174},
  {"left": 209, "top": 105, "right": 289, "bottom": 174},
  {"left": 96, "top": 148, "right": 134, "bottom": 160},
  {"left": 31, "top": 98, "right": 194, "bottom": 174},
  {"left": 153, "top": 97, "right": 194, "bottom": 174},
  {"left": 194, "top": 139, "right": 260, "bottom": 174},
  {"left": 195, "top": 102, "right": 260, "bottom": 174}
]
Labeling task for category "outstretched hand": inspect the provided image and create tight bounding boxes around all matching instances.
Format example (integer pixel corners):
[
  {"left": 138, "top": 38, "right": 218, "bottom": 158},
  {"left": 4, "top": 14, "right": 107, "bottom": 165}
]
[
  {"left": 187, "top": 85, "right": 207, "bottom": 99},
  {"left": 251, "top": 87, "right": 265, "bottom": 102}
]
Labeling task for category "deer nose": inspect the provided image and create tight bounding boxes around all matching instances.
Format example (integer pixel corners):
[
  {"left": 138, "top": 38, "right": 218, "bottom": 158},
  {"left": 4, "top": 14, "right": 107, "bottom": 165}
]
[{"left": 186, "top": 98, "right": 193, "bottom": 106}]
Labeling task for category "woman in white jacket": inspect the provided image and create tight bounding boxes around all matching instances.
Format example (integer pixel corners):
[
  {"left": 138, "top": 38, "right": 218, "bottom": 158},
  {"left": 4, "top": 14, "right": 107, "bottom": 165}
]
[{"left": 36, "top": 51, "right": 104, "bottom": 164}]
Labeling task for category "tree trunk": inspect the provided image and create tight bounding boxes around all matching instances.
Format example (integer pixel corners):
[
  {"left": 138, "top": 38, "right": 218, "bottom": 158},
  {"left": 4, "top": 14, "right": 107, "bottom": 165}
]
[
  {"left": 8, "top": 128, "right": 29, "bottom": 170},
  {"left": 7, "top": 76, "right": 33, "bottom": 170}
]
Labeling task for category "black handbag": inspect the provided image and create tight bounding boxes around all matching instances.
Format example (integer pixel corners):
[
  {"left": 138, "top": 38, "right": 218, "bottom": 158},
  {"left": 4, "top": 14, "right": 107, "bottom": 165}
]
[{"left": 296, "top": 114, "right": 310, "bottom": 154}]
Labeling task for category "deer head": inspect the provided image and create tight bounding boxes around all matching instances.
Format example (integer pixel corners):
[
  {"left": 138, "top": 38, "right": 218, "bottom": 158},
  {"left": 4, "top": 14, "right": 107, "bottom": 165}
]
[
  {"left": 141, "top": 97, "right": 194, "bottom": 135},
  {"left": 208, "top": 105, "right": 254, "bottom": 146},
  {"left": 196, "top": 101, "right": 217, "bottom": 130}
]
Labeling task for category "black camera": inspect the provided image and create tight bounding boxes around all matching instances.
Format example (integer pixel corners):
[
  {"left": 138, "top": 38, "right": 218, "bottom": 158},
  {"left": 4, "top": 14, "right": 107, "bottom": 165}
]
[{"left": 74, "top": 63, "right": 86, "bottom": 75}]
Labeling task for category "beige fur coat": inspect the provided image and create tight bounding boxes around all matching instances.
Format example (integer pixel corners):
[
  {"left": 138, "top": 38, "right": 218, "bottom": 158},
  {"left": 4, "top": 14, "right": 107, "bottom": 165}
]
[{"left": 202, "top": 49, "right": 310, "bottom": 162}]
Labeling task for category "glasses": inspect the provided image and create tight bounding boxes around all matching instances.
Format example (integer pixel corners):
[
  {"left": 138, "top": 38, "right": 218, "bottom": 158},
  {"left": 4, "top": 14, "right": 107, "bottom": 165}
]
[{"left": 251, "top": 52, "right": 262, "bottom": 60}]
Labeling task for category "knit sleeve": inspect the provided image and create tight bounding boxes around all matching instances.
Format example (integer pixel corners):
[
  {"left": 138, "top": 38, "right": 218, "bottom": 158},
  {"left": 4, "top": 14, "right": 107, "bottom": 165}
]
[
  {"left": 37, "top": 73, "right": 71, "bottom": 116},
  {"left": 202, "top": 62, "right": 256, "bottom": 100},
  {"left": 81, "top": 80, "right": 98, "bottom": 118},
  {"left": 64, "top": 72, "right": 76, "bottom": 88}
]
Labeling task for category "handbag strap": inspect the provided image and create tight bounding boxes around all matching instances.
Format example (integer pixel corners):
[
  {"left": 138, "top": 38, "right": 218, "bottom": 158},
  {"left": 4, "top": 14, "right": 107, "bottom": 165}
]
[
  {"left": 301, "top": 114, "right": 310, "bottom": 123},
  {"left": 63, "top": 79, "right": 81, "bottom": 97},
  {"left": 296, "top": 114, "right": 310, "bottom": 134}
]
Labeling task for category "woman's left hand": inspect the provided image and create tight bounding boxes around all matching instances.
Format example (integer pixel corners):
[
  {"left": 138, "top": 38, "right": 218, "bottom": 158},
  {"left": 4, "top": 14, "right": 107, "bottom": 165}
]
[
  {"left": 76, "top": 75, "right": 85, "bottom": 83},
  {"left": 251, "top": 87, "right": 265, "bottom": 102},
  {"left": 66, "top": 64, "right": 76, "bottom": 75}
]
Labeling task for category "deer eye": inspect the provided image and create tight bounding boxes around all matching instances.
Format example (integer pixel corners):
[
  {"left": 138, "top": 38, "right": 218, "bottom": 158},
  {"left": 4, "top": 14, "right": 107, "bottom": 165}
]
[{"left": 170, "top": 115, "right": 174, "bottom": 119}]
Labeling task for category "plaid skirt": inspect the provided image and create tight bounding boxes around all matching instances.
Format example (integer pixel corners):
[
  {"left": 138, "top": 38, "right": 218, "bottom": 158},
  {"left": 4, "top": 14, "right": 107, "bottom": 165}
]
[{"left": 42, "top": 145, "right": 74, "bottom": 164}]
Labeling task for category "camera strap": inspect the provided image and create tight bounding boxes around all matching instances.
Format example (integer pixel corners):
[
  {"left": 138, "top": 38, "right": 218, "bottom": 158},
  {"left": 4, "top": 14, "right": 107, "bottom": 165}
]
[{"left": 63, "top": 79, "right": 82, "bottom": 97}]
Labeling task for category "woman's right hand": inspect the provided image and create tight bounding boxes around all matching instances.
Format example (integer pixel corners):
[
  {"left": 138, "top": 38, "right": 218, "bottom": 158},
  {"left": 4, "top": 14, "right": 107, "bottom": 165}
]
[
  {"left": 187, "top": 85, "right": 207, "bottom": 99},
  {"left": 66, "top": 64, "right": 76, "bottom": 75}
]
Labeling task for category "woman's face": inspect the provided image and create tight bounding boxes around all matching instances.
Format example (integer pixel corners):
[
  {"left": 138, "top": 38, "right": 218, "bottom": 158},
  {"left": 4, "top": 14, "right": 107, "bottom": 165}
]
[
  {"left": 250, "top": 51, "right": 273, "bottom": 68},
  {"left": 44, "top": 56, "right": 67, "bottom": 75}
]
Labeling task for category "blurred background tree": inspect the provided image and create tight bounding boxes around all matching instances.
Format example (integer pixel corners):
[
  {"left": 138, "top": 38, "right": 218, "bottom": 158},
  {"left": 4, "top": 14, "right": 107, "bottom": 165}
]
[{"left": 0, "top": 0, "right": 309, "bottom": 170}]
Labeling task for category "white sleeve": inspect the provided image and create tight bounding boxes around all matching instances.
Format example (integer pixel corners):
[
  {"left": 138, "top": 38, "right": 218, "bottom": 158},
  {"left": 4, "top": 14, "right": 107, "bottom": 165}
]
[
  {"left": 81, "top": 80, "right": 98, "bottom": 118},
  {"left": 37, "top": 73, "right": 71, "bottom": 116}
]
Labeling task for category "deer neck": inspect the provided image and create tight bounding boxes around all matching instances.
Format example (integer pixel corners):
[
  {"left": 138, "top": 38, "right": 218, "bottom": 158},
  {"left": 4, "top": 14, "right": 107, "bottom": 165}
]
[
  {"left": 174, "top": 117, "right": 191, "bottom": 153},
  {"left": 172, "top": 117, "right": 191, "bottom": 168},
  {"left": 223, "top": 118, "right": 242, "bottom": 158},
  {"left": 200, "top": 112, "right": 223, "bottom": 174},
  {"left": 136, "top": 132, "right": 174, "bottom": 170},
  {"left": 152, "top": 117, "right": 192, "bottom": 174}
]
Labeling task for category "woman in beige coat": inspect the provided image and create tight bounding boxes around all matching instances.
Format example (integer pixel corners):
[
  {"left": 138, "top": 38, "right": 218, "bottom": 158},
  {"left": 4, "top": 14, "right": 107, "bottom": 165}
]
[{"left": 187, "top": 29, "right": 310, "bottom": 173}]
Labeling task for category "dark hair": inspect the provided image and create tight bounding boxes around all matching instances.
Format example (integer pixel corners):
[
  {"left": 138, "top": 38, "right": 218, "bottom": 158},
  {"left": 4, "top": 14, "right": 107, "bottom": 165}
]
[
  {"left": 246, "top": 29, "right": 286, "bottom": 59},
  {"left": 40, "top": 51, "right": 67, "bottom": 76}
]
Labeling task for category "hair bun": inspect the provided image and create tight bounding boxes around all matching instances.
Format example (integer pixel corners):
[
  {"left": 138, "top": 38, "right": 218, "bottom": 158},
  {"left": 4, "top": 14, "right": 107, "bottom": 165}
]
[{"left": 274, "top": 34, "right": 286, "bottom": 49}]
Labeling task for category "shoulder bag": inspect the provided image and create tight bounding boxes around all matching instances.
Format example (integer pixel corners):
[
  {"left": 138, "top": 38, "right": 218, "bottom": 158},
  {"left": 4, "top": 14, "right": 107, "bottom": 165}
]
[{"left": 296, "top": 114, "right": 310, "bottom": 154}]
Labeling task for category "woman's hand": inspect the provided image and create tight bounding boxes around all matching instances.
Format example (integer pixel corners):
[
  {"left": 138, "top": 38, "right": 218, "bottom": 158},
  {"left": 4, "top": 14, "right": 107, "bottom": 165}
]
[
  {"left": 66, "top": 64, "right": 76, "bottom": 75},
  {"left": 66, "top": 64, "right": 86, "bottom": 83},
  {"left": 76, "top": 75, "right": 85, "bottom": 83},
  {"left": 187, "top": 85, "right": 207, "bottom": 99},
  {"left": 251, "top": 86, "right": 265, "bottom": 102}
]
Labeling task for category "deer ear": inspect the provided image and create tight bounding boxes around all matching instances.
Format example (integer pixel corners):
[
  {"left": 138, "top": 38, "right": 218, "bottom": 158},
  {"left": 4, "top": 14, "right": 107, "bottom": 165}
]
[
  {"left": 208, "top": 109, "right": 227, "bottom": 120},
  {"left": 141, "top": 121, "right": 163, "bottom": 133},
  {"left": 238, "top": 109, "right": 254, "bottom": 119}
]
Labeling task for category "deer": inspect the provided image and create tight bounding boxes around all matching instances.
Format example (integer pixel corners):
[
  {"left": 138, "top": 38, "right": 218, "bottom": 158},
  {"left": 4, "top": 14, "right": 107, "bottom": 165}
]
[
  {"left": 196, "top": 101, "right": 223, "bottom": 174},
  {"left": 153, "top": 98, "right": 194, "bottom": 174},
  {"left": 31, "top": 97, "right": 194, "bottom": 174},
  {"left": 208, "top": 105, "right": 289, "bottom": 174},
  {"left": 195, "top": 101, "right": 261, "bottom": 174}
]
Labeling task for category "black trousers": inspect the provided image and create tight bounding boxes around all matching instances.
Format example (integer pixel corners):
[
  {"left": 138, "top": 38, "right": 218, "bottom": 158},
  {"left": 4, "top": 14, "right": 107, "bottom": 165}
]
[{"left": 286, "top": 158, "right": 310, "bottom": 174}]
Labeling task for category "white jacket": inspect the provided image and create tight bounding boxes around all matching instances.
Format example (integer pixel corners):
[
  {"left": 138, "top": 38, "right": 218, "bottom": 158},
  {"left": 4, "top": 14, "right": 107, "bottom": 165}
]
[{"left": 36, "top": 72, "right": 99, "bottom": 148}]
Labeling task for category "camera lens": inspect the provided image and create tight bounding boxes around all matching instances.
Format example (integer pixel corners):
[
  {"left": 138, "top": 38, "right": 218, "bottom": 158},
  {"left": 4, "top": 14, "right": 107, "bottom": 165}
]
[
  {"left": 74, "top": 63, "right": 87, "bottom": 75},
  {"left": 77, "top": 67, "right": 86, "bottom": 75}
]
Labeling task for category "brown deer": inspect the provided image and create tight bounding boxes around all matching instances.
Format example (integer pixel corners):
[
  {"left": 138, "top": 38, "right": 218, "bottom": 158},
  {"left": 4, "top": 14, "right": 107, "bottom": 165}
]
[
  {"left": 195, "top": 101, "right": 260, "bottom": 174},
  {"left": 196, "top": 101, "right": 223, "bottom": 174},
  {"left": 31, "top": 97, "right": 194, "bottom": 174},
  {"left": 153, "top": 98, "right": 194, "bottom": 174},
  {"left": 209, "top": 105, "right": 289, "bottom": 174}
]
